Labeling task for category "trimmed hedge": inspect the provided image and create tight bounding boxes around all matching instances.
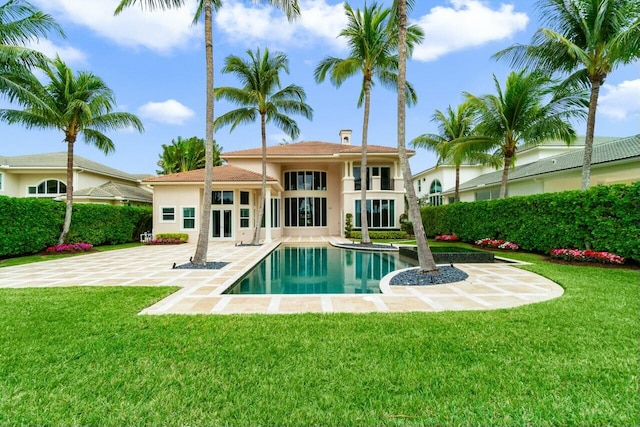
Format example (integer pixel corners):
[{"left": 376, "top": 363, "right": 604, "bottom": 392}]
[
  {"left": 154, "top": 233, "right": 188, "bottom": 242},
  {"left": 0, "top": 196, "right": 152, "bottom": 257},
  {"left": 421, "top": 182, "right": 640, "bottom": 262},
  {"left": 351, "top": 230, "right": 407, "bottom": 240}
]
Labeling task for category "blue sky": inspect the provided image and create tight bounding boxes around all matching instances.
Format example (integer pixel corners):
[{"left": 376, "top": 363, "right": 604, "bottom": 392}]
[{"left": 2, "top": 0, "right": 638, "bottom": 175}]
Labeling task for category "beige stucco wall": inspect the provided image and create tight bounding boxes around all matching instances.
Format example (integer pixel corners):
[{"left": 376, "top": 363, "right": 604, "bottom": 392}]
[
  {"left": 151, "top": 183, "right": 285, "bottom": 242},
  {"left": 0, "top": 169, "right": 142, "bottom": 198},
  {"left": 13, "top": 172, "right": 68, "bottom": 197},
  {"left": 455, "top": 160, "right": 639, "bottom": 201},
  {"left": 152, "top": 185, "right": 203, "bottom": 241}
]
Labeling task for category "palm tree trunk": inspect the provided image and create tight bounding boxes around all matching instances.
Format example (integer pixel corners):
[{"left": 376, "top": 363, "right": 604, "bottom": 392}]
[
  {"left": 499, "top": 155, "right": 511, "bottom": 198},
  {"left": 581, "top": 79, "right": 601, "bottom": 191},
  {"left": 192, "top": 2, "right": 214, "bottom": 265},
  {"left": 359, "top": 77, "right": 371, "bottom": 245},
  {"left": 58, "top": 138, "right": 74, "bottom": 244},
  {"left": 454, "top": 164, "right": 460, "bottom": 203},
  {"left": 252, "top": 113, "right": 267, "bottom": 245},
  {"left": 396, "top": 0, "right": 438, "bottom": 273}
]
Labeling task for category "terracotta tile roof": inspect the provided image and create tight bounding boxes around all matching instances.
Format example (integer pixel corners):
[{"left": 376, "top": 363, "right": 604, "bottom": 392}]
[
  {"left": 222, "top": 141, "right": 410, "bottom": 158},
  {"left": 143, "top": 164, "right": 278, "bottom": 183}
]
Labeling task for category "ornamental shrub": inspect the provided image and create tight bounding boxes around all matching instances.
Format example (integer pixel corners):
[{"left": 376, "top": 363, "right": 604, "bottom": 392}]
[
  {"left": 45, "top": 242, "right": 93, "bottom": 253},
  {"left": 550, "top": 248, "right": 625, "bottom": 265},
  {"left": 435, "top": 234, "right": 459, "bottom": 241},
  {"left": 350, "top": 230, "right": 407, "bottom": 240},
  {"left": 421, "top": 182, "right": 640, "bottom": 262},
  {"left": 153, "top": 233, "right": 188, "bottom": 243}
]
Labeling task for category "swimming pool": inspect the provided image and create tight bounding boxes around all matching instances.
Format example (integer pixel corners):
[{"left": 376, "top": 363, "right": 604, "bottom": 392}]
[{"left": 224, "top": 245, "right": 418, "bottom": 295}]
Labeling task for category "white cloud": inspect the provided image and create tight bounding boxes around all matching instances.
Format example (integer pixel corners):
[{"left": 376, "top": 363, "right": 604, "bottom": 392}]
[
  {"left": 413, "top": 0, "right": 529, "bottom": 62},
  {"left": 33, "top": 0, "right": 201, "bottom": 53},
  {"left": 215, "top": 0, "right": 347, "bottom": 50},
  {"left": 598, "top": 79, "right": 640, "bottom": 120},
  {"left": 26, "top": 39, "right": 87, "bottom": 65},
  {"left": 138, "top": 99, "right": 195, "bottom": 125}
]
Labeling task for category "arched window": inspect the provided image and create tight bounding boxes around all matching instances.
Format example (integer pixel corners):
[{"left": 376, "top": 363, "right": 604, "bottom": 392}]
[
  {"left": 28, "top": 179, "right": 67, "bottom": 196},
  {"left": 429, "top": 179, "right": 442, "bottom": 193},
  {"left": 429, "top": 179, "right": 443, "bottom": 206}
]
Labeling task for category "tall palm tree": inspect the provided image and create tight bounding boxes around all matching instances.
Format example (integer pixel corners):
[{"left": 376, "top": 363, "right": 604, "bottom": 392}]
[
  {"left": 115, "top": 0, "right": 300, "bottom": 265},
  {"left": 0, "top": 57, "right": 144, "bottom": 244},
  {"left": 463, "top": 70, "right": 587, "bottom": 198},
  {"left": 412, "top": 103, "right": 499, "bottom": 203},
  {"left": 393, "top": 0, "right": 437, "bottom": 273},
  {"left": 314, "top": 1, "right": 423, "bottom": 246},
  {"left": 214, "top": 48, "right": 312, "bottom": 245},
  {"left": 156, "top": 136, "right": 223, "bottom": 175},
  {"left": 494, "top": 0, "right": 640, "bottom": 190},
  {"left": 0, "top": 0, "right": 64, "bottom": 102}
]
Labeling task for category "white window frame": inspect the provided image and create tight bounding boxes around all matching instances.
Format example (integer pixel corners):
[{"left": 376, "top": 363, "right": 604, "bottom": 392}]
[
  {"left": 181, "top": 206, "right": 196, "bottom": 230},
  {"left": 160, "top": 206, "right": 176, "bottom": 223},
  {"left": 240, "top": 207, "right": 251, "bottom": 228},
  {"left": 27, "top": 179, "right": 67, "bottom": 197},
  {"left": 0, "top": 172, "right": 4, "bottom": 192}
]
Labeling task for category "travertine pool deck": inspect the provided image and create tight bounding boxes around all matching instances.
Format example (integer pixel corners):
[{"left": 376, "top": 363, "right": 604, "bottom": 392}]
[{"left": 0, "top": 237, "right": 564, "bottom": 314}]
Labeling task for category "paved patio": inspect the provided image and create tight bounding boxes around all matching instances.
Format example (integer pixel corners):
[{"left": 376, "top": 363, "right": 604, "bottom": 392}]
[{"left": 0, "top": 237, "right": 564, "bottom": 314}]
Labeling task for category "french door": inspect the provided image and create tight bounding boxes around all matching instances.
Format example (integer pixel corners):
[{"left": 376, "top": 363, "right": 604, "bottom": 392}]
[{"left": 212, "top": 209, "right": 233, "bottom": 239}]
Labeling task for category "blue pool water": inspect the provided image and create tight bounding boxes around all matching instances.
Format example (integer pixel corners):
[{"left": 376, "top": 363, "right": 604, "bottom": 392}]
[{"left": 224, "top": 245, "right": 418, "bottom": 294}]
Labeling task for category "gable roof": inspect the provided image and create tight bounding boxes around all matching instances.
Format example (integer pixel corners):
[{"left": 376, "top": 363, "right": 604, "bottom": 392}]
[
  {"left": 0, "top": 152, "right": 140, "bottom": 182},
  {"left": 73, "top": 181, "right": 152, "bottom": 203},
  {"left": 222, "top": 140, "right": 410, "bottom": 158},
  {"left": 143, "top": 164, "right": 278, "bottom": 183},
  {"left": 453, "top": 135, "right": 640, "bottom": 192}
]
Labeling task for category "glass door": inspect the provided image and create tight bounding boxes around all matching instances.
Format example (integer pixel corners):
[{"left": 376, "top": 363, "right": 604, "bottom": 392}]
[{"left": 212, "top": 209, "right": 233, "bottom": 239}]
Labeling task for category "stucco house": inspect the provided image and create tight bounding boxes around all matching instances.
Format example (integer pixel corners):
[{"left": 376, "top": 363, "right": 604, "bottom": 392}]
[
  {"left": 144, "top": 130, "right": 412, "bottom": 242},
  {"left": 412, "top": 135, "right": 639, "bottom": 204},
  {"left": 0, "top": 152, "right": 152, "bottom": 206}
]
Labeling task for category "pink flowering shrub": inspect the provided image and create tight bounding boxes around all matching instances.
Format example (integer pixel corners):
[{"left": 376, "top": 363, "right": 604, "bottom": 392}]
[
  {"left": 550, "top": 248, "right": 625, "bottom": 265},
  {"left": 474, "top": 238, "right": 519, "bottom": 250},
  {"left": 45, "top": 242, "right": 93, "bottom": 253},
  {"left": 435, "top": 234, "right": 459, "bottom": 241}
]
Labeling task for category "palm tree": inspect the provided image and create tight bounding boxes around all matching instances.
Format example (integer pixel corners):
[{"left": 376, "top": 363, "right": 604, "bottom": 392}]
[
  {"left": 393, "top": 0, "right": 437, "bottom": 273},
  {"left": 412, "top": 103, "right": 499, "bottom": 203},
  {"left": 115, "top": 0, "right": 300, "bottom": 265},
  {"left": 463, "top": 70, "right": 587, "bottom": 198},
  {"left": 314, "top": 1, "right": 423, "bottom": 246},
  {"left": 493, "top": 0, "right": 640, "bottom": 190},
  {"left": 0, "top": 57, "right": 144, "bottom": 244},
  {"left": 0, "top": 0, "right": 64, "bottom": 102},
  {"left": 214, "top": 48, "right": 312, "bottom": 245},
  {"left": 156, "top": 136, "right": 223, "bottom": 175}
]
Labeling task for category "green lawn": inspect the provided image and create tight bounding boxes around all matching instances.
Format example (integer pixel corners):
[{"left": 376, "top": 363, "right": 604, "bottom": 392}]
[{"left": 0, "top": 252, "right": 638, "bottom": 426}]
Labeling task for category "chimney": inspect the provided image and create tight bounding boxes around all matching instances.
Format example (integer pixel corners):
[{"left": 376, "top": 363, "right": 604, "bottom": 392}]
[{"left": 339, "top": 129, "right": 352, "bottom": 145}]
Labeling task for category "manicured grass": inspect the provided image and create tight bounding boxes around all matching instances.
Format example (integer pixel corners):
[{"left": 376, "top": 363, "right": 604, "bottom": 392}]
[
  {"left": 0, "top": 260, "right": 638, "bottom": 425},
  {"left": 0, "top": 242, "right": 142, "bottom": 268}
]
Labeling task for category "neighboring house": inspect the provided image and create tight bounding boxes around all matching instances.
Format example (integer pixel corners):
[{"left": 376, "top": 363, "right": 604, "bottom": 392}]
[
  {"left": 0, "top": 152, "right": 152, "bottom": 206},
  {"left": 144, "top": 130, "right": 412, "bottom": 242},
  {"left": 412, "top": 135, "right": 637, "bottom": 204}
]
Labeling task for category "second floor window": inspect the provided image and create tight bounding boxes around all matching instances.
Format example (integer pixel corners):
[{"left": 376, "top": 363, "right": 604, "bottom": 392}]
[
  {"left": 354, "top": 166, "right": 392, "bottom": 190},
  {"left": 28, "top": 179, "right": 66, "bottom": 195}
]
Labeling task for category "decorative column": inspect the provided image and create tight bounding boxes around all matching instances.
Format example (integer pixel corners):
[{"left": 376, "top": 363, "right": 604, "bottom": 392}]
[{"left": 265, "top": 187, "right": 272, "bottom": 242}]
